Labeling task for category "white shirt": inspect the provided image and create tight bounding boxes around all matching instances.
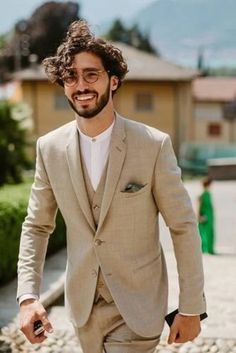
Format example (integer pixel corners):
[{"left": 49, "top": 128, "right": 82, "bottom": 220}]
[{"left": 78, "top": 120, "right": 115, "bottom": 190}]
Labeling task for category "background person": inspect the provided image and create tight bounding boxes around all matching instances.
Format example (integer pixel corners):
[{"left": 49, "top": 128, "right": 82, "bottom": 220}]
[{"left": 198, "top": 177, "right": 215, "bottom": 254}]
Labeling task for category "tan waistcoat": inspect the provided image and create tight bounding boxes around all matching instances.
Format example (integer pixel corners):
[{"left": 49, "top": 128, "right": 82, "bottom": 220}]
[{"left": 81, "top": 156, "right": 113, "bottom": 304}]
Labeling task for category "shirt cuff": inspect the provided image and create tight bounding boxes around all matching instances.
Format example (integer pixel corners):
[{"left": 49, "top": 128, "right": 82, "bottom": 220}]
[
  {"left": 179, "top": 312, "right": 199, "bottom": 316},
  {"left": 18, "top": 294, "right": 39, "bottom": 305}
]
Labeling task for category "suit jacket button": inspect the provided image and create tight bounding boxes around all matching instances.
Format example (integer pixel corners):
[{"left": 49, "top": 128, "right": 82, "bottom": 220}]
[{"left": 95, "top": 239, "right": 103, "bottom": 246}]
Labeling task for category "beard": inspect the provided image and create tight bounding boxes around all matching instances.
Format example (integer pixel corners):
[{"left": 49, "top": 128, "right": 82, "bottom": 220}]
[{"left": 67, "top": 81, "right": 111, "bottom": 119}]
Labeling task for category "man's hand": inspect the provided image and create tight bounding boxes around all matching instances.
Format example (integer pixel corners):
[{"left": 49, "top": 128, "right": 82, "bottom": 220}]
[
  {"left": 167, "top": 313, "right": 201, "bottom": 344},
  {"left": 19, "top": 299, "right": 53, "bottom": 344}
]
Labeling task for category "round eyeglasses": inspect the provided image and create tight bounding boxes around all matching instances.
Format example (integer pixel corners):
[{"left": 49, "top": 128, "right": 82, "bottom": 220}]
[{"left": 62, "top": 69, "right": 108, "bottom": 87}]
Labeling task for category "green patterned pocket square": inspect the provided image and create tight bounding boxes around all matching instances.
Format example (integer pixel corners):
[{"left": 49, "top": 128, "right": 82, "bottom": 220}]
[{"left": 123, "top": 183, "right": 146, "bottom": 193}]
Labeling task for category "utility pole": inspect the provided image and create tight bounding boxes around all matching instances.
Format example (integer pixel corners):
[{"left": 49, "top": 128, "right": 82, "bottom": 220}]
[{"left": 14, "top": 20, "right": 30, "bottom": 72}]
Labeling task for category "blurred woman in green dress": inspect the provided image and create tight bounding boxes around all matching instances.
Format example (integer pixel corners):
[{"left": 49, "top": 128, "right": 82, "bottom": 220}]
[{"left": 198, "top": 177, "right": 215, "bottom": 254}]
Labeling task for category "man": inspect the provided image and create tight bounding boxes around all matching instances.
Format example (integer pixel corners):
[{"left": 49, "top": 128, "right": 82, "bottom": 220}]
[{"left": 17, "top": 20, "right": 206, "bottom": 353}]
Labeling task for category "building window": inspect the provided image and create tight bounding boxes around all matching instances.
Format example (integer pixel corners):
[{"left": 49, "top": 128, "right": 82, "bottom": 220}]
[
  {"left": 208, "top": 123, "right": 222, "bottom": 136},
  {"left": 135, "top": 92, "right": 154, "bottom": 111},
  {"left": 54, "top": 91, "right": 69, "bottom": 110}
]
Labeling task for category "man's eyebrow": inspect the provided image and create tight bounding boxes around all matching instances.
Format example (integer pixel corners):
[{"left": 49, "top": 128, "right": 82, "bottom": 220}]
[{"left": 70, "top": 67, "right": 103, "bottom": 71}]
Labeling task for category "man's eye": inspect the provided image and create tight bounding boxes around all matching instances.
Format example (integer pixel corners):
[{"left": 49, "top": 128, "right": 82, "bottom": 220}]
[
  {"left": 85, "top": 72, "right": 98, "bottom": 80},
  {"left": 64, "top": 75, "right": 76, "bottom": 82}
]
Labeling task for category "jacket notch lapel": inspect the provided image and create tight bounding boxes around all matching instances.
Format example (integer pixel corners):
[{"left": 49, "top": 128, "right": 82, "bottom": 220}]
[
  {"left": 66, "top": 128, "right": 95, "bottom": 231},
  {"left": 97, "top": 116, "right": 126, "bottom": 231}
]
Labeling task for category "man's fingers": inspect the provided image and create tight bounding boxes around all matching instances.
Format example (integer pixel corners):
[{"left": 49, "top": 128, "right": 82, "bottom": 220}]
[
  {"left": 21, "top": 323, "right": 46, "bottom": 344},
  {"left": 19, "top": 301, "right": 54, "bottom": 343},
  {"left": 41, "top": 314, "right": 54, "bottom": 333},
  {"left": 31, "top": 332, "right": 47, "bottom": 344},
  {"left": 168, "top": 314, "right": 201, "bottom": 344},
  {"left": 168, "top": 328, "right": 178, "bottom": 344}
]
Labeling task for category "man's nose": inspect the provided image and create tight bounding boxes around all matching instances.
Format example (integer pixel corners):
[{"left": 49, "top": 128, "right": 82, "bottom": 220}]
[{"left": 75, "top": 74, "right": 89, "bottom": 89}]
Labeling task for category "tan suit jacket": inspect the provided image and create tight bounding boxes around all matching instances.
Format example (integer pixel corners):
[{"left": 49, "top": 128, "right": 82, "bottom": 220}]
[{"left": 17, "top": 114, "right": 206, "bottom": 337}]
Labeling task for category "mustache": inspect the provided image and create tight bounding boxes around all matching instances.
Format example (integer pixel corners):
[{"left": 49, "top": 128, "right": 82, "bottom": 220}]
[{"left": 72, "top": 89, "right": 97, "bottom": 99}]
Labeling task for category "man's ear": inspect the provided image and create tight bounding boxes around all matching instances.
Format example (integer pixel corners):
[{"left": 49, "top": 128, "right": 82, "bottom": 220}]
[{"left": 111, "top": 76, "right": 119, "bottom": 92}]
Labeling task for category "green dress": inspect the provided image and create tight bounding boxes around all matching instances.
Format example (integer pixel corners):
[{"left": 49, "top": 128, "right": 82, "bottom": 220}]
[{"left": 198, "top": 190, "right": 215, "bottom": 254}]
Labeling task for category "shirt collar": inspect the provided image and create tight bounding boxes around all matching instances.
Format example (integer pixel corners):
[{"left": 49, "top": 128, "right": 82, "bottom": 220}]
[{"left": 77, "top": 119, "right": 115, "bottom": 143}]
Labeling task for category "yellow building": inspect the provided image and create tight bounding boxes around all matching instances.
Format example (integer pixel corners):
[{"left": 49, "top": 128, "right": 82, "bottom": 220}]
[
  {"left": 192, "top": 77, "right": 236, "bottom": 144},
  {"left": 13, "top": 42, "right": 198, "bottom": 157}
]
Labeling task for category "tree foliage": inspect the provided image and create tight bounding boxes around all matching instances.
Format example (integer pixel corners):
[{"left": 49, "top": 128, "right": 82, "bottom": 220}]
[
  {"left": 0, "top": 34, "right": 7, "bottom": 51},
  {"left": 0, "top": 1, "right": 80, "bottom": 75},
  {"left": 0, "top": 101, "right": 30, "bottom": 186},
  {"left": 105, "top": 19, "right": 158, "bottom": 55},
  {"left": 0, "top": 197, "right": 66, "bottom": 285},
  {"left": 27, "top": 1, "right": 80, "bottom": 61}
]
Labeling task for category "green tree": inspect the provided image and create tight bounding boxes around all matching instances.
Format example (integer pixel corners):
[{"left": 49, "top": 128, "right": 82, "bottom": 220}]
[
  {"left": 197, "top": 46, "right": 209, "bottom": 76},
  {"left": 0, "top": 101, "right": 30, "bottom": 186},
  {"left": 0, "top": 33, "right": 8, "bottom": 83},
  {"left": 0, "top": 1, "right": 81, "bottom": 74},
  {"left": 27, "top": 1, "right": 80, "bottom": 62},
  {"left": 105, "top": 19, "right": 130, "bottom": 43},
  {"left": 105, "top": 19, "right": 158, "bottom": 55},
  {"left": 0, "top": 34, "right": 7, "bottom": 51}
]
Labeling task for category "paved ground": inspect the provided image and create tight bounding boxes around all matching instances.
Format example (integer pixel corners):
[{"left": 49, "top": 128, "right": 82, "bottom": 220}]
[
  {"left": 0, "top": 180, "right": 236, "bottom": 352},
  {"left": 0, "top": 249, "right": 66, "bottom": 328}
]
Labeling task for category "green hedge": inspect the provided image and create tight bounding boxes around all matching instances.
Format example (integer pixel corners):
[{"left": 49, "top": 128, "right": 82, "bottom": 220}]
[{"left": 0, "top": 182, "right": 66, "bottom": 285}]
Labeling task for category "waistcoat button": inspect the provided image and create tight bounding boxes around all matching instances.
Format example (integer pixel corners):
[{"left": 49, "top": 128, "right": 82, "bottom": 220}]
[{"left": 95, "top": 239, "right": 103, "bottom": 246}]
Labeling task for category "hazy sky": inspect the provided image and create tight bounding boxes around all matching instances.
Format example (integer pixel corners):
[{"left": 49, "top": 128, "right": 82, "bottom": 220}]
[{"left": 0, "top": 0, "right": 155, "bottom": 34}]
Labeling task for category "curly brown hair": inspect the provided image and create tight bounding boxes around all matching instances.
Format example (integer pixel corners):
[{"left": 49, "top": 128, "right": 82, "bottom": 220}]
[{"left": 42, "top": 20, "right": 128, "bottom": 93}]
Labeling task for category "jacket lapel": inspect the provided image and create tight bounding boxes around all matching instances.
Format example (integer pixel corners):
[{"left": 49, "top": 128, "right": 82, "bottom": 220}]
[
  {"left": 97, "top": 115, "right": 126, "bottom": 232},
  {"left": 66, "top": 124, "right": 95, "bottom": 231}
]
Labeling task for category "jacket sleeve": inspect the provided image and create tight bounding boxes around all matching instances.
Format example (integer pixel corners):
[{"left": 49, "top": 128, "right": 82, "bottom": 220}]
[
  {"left": 152, "top": 134, "right": 206, "bottom": 314},
  {"left": 17, "top": 138, "right": 58, "bottom": 299}
]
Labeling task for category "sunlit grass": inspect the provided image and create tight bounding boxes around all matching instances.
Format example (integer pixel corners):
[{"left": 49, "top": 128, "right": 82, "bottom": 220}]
[{"left": 0, "top": 177, "right": 33, "bottom": 204}]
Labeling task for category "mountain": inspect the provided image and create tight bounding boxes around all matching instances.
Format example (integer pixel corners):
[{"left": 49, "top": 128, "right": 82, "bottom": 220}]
[
  {"left": 132, "top": 0, "right": 236, "bottom": 68},
  {"left": 0, "top": 0, "right": 154, "bottom": 35}
]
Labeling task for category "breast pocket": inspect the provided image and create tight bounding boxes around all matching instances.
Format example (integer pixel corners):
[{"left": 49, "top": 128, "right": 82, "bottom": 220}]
[{"left": 121, "top": 183, "right": 149, "bottom": 199}]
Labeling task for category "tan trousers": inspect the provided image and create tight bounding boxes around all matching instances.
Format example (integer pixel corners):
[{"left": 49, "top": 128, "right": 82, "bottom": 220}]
[{"left": 74, "top": 297, "right": 161, "bottom": 353}]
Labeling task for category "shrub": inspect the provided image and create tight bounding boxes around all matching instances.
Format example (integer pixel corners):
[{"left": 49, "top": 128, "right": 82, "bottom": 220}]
[
  {"left": 0, "top": 182, "right": 66, "bottom": 285},
  {"left": 0, "top": 201, "right": 27, "bottom": 284},
  {"left": 0, "top": 100, "right": 31, "bottom": 186}
]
